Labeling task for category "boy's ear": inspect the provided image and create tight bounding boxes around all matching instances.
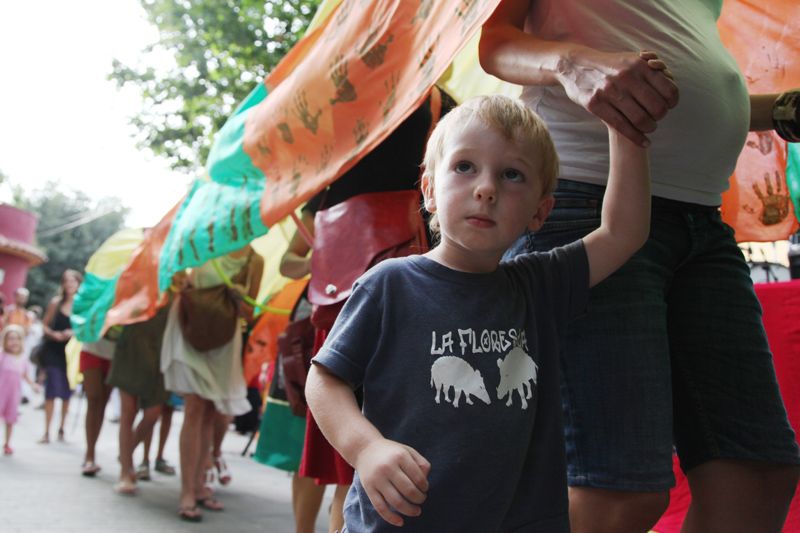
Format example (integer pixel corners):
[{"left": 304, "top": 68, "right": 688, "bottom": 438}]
[
  {"left": 421, "top": 174, "right": 436, "bottom": 212},
  {"left": 527, "top": 195, "right": 555, "bottom": 231}
]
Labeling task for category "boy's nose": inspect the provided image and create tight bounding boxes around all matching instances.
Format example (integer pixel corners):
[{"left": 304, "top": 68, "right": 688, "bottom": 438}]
[{"left": 474, "top": 176, "right": 497, "bottom": 202}]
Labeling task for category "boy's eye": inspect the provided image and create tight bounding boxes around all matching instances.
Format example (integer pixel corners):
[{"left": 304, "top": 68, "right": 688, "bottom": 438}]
[
  {"left": 454, "top": 161, "right": 475, "bottom": 173},
  {"left": 503, "top": 168, "right": 524, "bottom": 182}
]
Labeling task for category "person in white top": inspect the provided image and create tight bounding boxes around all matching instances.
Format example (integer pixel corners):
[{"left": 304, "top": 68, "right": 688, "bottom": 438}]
[{"left": 480, "top": 1, "right": 800, "bottom": 532}]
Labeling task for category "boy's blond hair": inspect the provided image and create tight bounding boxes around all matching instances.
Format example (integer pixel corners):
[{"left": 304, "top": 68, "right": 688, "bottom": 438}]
[{"left": 421, "top": 95, "right": 559, "bottom": 237}]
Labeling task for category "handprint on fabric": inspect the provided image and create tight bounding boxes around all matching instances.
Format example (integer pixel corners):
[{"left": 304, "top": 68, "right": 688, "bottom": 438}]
[{"left": 743, "top": 171, "right": 791, "bottom": 226}]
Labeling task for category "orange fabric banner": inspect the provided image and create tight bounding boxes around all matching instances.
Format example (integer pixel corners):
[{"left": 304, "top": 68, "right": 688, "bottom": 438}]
[
  {"left": 104, "top": 199, "right": 182, "bottom": 329},
  {"left": 719, "top": 0, "right": 800, "bottom": 242},
  {"left": 244, "top": 0, "right": 502, "bottom": 227}
]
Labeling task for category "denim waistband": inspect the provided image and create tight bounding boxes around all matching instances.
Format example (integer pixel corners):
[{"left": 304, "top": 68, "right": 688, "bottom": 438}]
[{"left": 556, "top": 180, "right": 720, "bottom": 213}]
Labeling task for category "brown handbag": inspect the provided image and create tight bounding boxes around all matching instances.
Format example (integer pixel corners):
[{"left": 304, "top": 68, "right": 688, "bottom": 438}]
[
  {"left": 178, "top": 251, "right": 254, "bottom": 352},
  {"left": 278, "top": 316, "right": 316, "bottom": 417}
]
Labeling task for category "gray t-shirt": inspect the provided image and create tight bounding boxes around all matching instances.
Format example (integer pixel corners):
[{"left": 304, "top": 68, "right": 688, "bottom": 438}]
[{"left": 314, "top": 241, "right": 589, "bottom": 532}]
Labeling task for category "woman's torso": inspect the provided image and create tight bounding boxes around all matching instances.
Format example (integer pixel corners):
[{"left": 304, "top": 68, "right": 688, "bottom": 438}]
[
  {"left": 41, "top": 306, "right": 71, "bottom": 368},
  {"left": 521, "top": 0, "right": 748, "bottom": 206}
]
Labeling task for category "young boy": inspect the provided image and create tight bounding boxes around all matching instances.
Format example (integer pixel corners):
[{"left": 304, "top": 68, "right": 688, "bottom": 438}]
[{"left": 306, "top": 94, "right": 650, "bottom": 531}]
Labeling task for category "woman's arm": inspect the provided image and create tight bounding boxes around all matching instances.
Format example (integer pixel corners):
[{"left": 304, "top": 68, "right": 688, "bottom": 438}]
[
  {"left": 41, "top": 299, "right": 60, "bottom": 340},
  {"left": 306, "top": 364, "right": 430, "bottom": 527},
  {"left": 750, "top": 94, "right": 780, "bottom": 132},
  {"left": 247, "top": 254, "right": 264, "bottom": 303},
  {"left": 279, "top": 211, "right": 315, "bottom": 279},
  {"left": 238, "top": 253, "right": 265, "bottom": 323},
  {"left": 479, "top": 0, "right": 678, "bottom": 146}
]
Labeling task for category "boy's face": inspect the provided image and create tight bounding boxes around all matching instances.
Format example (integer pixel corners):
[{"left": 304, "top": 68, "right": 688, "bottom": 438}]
[{"left": 423, "top": 119, "right": 554, "bottom": 272}]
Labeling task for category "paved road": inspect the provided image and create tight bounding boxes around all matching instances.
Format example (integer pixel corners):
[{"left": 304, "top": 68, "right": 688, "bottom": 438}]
[{"left": 1, "top": 393, "right": 332, "bottom": 532}]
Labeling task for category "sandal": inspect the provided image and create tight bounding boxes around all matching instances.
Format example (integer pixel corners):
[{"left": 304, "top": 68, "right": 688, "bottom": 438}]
[
  {"left": 204, "top": 467, "right": 216, "bottom": 491},
  {"left": 37, "top": 435, "right": 49, "bottom": 444},
  {"left": 81, "top": 462, "right": 101, "bottom": 477},
  {"left": 57, "top": 428, "right": 65, "bottom": 442},
  {"left": 196, "top": 496, "right": 225, "bottom": 512},
  {"left": 113, "top": 480, "right": 138, "bottom": 495},
  {"left": 3, "top": 445, "right": 12, "bottom": 456},
  {"left": 214, "top": 456, "right": 232, "bottom": 486},
  {"left": 135, "top": 462, "right": 151, "bottom": 481},
  {"left": 155, "top": 458, "right": 176, "bottom": 475},
  {"left": 178, "top": 506, "right": 203, "bottom": 523}
]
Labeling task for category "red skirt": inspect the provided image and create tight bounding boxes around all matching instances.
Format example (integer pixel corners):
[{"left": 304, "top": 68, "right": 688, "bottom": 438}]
[{"left": 298, "top": 328, "right": 354, "bottom": 485}]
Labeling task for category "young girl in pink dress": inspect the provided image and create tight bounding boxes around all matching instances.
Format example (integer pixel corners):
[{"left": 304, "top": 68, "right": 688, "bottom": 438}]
[{"left": 0, "top": 325, "right": 39, "bottom": 455}]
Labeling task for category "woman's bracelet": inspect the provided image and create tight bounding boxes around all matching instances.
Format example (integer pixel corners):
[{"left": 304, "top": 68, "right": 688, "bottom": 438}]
[{"left": 773, "top": 89, "right": 800, "bottom": 142}]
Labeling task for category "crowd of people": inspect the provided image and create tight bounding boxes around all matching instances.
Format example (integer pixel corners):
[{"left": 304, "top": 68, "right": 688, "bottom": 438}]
[
  {"left": 2, "top": 1, "right": 800, "bottom": 532},
  {"left": 0, "top": 262, "right": 254, "bottom": 524}
]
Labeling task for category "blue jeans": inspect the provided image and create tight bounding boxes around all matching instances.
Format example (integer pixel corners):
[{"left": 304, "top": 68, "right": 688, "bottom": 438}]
[{"left": 506, "top": 179, "right": 800, "bottom": 491}]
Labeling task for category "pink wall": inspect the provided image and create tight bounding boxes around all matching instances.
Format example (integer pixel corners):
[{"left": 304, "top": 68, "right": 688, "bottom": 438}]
[
  {"left": 0, "top": 204, "right": 37, "bottom": 243},
  {"left": 0, "top": 254, "right": 31, "bottom": 302},
  {"left": 0, "top": 204, "right": 41, "bottom": 303}
]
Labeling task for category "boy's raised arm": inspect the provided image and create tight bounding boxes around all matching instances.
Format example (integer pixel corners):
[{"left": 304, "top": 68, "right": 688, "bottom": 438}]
[
  {"left": 305, "top": 364, "right": 431, "bottom": 527},
  {"left": 582, "top": 129, "right": 651, "bottom": 287}
]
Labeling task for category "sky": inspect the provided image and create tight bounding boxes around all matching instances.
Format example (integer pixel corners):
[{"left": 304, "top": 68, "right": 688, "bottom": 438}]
[{"left": 0, "top": 0, "right": 190, "bottom": 228}]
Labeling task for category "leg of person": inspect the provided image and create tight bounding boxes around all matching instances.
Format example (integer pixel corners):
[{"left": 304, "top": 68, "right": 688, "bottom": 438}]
[
  {"left": 195, "top": 402, "right": 224, "bottom": 511},
  {"left": 133, "top": 404, "right": 161, "bottom": 481},
  {"left": 178, "top": 394, "right": 206, "bottom": 521},
  {"left": 518, "top": 182, "right": 678, "bottom": 533},
  {"left": 666, "top": 211, "right": 800, "bottom": 533},
  {"left": 155, "top": 404, "right": 175, "bottom": 474},
  {"left": 213, "top": 412, "right": 232, "bottom": 485},
  {"left": 292, "top": 472, "right": 325, "bottom": 533},
  {"left": 329, "top": 484, "right": 349, "bottom": 533},
  {"left": 58, "top": 397, "right": 69, "bottom": 441},
  {"left": 115, "top": 390, "right": 138, "bottom": 494},
  {"left": 82, "top": 367, "right": 110, "bottom": 475},
  {"left": 139, "top": 421, "right": 154, "bottom": 472},
  {"left": 4, "top": 422, "right": 13, "bottom": 455},
  {"left": 41, "top": 398, "right": 54, "bottom": 443},
  {"left": 682, "top": 460, "right": 799, "bottom": 533}
]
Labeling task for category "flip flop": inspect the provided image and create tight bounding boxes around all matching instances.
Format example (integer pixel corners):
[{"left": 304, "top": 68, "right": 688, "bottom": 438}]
[
  {"left": 155, "top": 458, "right": 176, "bottom": 475},
  {"left": 135, "top": 462, "right": 151, "bottom": 481},
  {"left": 113, "top": 480, "right": 138, "bottom": 495},
  {"left": 214, "top": 457, "right": 232, "bottom": 486},
  {"left": 178, "top": 506, "right": 203, "bottom": 522},
  {"left": 196, "top": 496, "right": 225, "bottom": 512},
  {"left": 81, "top": 462, "right": 101, "bottom": 477}
]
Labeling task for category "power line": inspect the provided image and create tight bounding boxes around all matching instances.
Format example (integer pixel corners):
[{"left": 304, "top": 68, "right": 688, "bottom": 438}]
[{"left": 36, "top": 207, "right": 119, "bottom": 238}]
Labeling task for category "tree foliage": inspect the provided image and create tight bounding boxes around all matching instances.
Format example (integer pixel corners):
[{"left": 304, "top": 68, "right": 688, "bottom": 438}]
[
  {"left": 110, "top": 0, "right": 321, "bottom": 172},
  {"left": 16, "top": 184, "right": 128, "bottom": 308}
]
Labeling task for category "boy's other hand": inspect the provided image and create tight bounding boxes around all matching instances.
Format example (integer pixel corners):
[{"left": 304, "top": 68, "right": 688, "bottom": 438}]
[{"left": 355, "top": 438, "right": 430, "bottom": 527}]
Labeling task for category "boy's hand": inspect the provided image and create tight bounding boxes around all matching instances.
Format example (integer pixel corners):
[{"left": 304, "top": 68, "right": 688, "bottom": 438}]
[{"left": 354, "top": 438, "right": 430, "bottom": 527}]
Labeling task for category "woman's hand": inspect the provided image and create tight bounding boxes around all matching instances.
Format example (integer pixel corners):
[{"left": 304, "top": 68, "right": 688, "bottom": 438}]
[{"left": 558, "top": 49, "right": 679, "bottom": 146}]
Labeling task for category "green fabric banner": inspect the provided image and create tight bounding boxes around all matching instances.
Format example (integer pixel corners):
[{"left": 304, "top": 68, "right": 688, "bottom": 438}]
[{"left": 158, "top": 84, "right": 271, "bottom": 290}]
